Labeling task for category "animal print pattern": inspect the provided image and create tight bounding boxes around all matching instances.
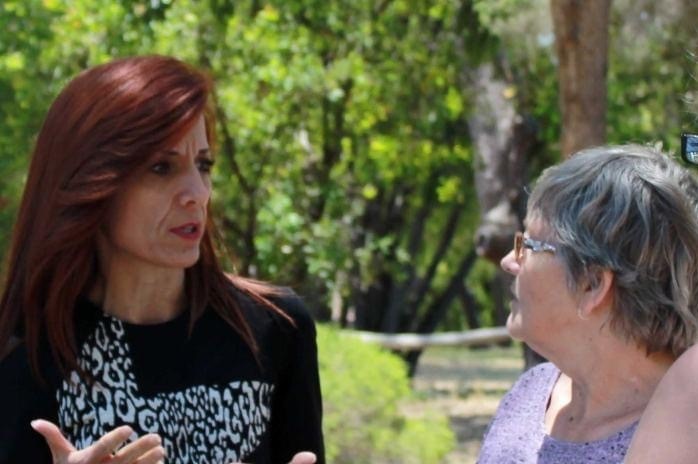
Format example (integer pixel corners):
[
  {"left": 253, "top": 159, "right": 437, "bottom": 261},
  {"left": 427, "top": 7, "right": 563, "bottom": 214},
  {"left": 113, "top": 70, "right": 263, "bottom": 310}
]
[{"left": 56, "top": 314, "right": 274, "bottom": 463}]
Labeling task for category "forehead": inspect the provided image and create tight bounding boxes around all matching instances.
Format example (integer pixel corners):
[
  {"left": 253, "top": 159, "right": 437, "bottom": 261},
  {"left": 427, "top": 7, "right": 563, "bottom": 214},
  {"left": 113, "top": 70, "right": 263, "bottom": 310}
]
[
  {"left": 523, "top": 213, "right": 551, "bottom": 236},
  {"left": 169, "top": 115, "right": 209, "bottom": 152}
]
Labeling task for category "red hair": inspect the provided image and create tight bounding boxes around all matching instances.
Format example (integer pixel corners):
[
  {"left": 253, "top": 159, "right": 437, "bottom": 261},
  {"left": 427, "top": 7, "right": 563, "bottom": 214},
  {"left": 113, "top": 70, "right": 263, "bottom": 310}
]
[{"left": 0, "top": 55, "right": 287, "bottom": 378}]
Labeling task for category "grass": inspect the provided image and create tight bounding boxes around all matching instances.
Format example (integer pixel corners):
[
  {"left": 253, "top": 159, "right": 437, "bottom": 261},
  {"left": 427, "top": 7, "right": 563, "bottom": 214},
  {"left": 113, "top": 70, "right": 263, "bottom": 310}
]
[{"left": 408, "top": 344, "right": 525, "bottom": 463}]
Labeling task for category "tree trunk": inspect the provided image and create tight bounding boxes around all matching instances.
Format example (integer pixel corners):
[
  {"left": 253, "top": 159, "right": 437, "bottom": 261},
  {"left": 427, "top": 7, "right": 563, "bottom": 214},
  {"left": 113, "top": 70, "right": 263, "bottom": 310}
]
[
  {"left": 467, "top": 62, "right": 541, "bottom": 369},
  {"left": 468, "top": 64, "right": 534, "bottom": 264},
  {"left": 551, "top": 0, "right": 611, "bottom": 157}
]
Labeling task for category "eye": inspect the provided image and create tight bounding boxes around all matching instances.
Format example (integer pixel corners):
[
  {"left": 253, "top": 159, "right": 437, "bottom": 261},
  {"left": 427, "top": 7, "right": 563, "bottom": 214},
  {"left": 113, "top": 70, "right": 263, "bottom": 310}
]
[
  {"left": 197, "top": 158, "right": 214, "bottom": 174},
  {"left": 150, "top": 161, "right": 172, "bottom": 175}
]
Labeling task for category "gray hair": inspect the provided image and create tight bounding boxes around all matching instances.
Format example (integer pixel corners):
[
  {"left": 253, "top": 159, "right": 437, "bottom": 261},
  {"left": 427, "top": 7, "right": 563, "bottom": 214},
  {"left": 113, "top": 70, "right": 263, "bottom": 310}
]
[{"left": 528, "top": 144, "right": 698, "bottom": 356}]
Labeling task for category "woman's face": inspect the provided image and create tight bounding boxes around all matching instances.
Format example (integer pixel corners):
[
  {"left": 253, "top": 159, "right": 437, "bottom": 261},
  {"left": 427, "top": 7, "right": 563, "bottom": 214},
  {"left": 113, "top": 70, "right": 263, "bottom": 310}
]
[
  {"left": 500, "top": 217, "right": 579, "bottom": 354},
  {"left": 100, "top": 115, "right": 212, "bottom": 271}
]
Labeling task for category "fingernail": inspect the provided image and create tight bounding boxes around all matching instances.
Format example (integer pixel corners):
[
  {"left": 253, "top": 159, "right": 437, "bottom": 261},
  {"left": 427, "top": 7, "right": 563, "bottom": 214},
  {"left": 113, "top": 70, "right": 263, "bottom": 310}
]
[{"left": 30, "top": 420, "right": 40, "bottom": 430}]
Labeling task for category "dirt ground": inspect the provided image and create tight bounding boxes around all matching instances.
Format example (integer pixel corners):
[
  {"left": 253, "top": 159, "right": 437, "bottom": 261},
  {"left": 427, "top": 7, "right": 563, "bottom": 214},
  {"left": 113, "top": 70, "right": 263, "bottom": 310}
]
[{"left": 408, "top": 345, "right": 524, "bottom": 463}]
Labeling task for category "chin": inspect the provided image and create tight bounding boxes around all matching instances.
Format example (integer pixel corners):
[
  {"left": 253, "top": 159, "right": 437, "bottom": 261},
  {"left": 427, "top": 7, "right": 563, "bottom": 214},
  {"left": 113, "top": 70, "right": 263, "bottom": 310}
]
[
  {"left": 161, "top": 252, "right": 201, "bottom": 269},
  {"left": 175, "top": 257, "right": 200, "bottom": 269},
  {"left": 506, "top": 313, "right": 524, "bottom": 341}
]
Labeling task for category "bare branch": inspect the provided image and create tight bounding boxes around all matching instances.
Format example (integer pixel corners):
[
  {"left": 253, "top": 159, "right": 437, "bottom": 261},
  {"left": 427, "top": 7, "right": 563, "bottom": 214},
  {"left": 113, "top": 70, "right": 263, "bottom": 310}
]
[
  {"left": 406, "top": 202, "right": 463, "bottom": 326},
  {"left": 211, "top": 94, "right": 254, "bottom": 195}
]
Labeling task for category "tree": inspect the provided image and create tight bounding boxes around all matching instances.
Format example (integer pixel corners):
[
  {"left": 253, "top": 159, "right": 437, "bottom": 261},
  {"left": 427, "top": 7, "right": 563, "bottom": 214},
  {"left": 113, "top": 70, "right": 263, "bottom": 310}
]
[
  {"left": 551, "top": 0, "right": 612, "bottom": 157},
  {"left": 2, "top": 0, "right": 698, "bottom": 376}
]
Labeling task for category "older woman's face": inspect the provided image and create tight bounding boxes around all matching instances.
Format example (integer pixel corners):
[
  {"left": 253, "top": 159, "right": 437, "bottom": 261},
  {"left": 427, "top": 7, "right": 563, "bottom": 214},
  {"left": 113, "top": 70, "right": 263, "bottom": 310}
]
[
  {"left": 500, "top": 217, "right": 579, "bottom": 355},
  {"left": 100, "top": 115, "right": 212, "bottom": 270}
]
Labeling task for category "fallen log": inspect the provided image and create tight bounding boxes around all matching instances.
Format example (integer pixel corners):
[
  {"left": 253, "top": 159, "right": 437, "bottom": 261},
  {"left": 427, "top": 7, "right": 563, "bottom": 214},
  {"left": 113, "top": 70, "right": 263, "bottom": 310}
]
[{"left": 350, "top": 326, "right": 511, "bottom": 351}]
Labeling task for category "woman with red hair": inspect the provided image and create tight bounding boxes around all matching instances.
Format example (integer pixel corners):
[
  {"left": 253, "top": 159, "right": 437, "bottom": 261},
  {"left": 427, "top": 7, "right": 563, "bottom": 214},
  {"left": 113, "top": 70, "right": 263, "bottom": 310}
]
[{"left": 0, "top": 56, "right": 323, "bottom": 464}]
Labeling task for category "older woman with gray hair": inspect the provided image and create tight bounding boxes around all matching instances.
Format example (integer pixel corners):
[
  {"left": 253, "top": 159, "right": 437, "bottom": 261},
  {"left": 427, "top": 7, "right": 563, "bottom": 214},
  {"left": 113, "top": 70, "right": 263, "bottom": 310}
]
[
  {"left": 476, "top": 144, "right": 698, "bottom": 464},
  {"left": 625, "top": 144, "right": 698, "bottom": 464}
]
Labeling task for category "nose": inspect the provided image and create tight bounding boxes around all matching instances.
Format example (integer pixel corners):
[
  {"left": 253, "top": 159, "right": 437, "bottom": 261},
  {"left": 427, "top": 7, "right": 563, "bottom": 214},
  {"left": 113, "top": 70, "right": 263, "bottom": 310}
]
[
  {"left": 178, "top": 167, "right": 211, "bottom": 207},
  {"left": 500, "top": 249, "right": 520, "bottom": 275}
]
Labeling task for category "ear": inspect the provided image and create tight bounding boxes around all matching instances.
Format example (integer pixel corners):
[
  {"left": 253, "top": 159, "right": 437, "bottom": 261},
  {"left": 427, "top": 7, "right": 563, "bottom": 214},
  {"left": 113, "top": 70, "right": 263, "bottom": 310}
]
[{"left": 577, "top": 267, "right": 614, "bottom": 319}]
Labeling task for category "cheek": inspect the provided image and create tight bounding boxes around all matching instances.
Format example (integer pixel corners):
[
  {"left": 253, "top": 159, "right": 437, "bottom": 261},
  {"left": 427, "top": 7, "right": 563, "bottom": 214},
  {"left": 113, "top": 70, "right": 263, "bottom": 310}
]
[
  {"left": 108, "top": 193, "right": 165, "bottom": 242},
  {"left": 517, "top": 269, "right": 562, "bottom": 309},
  {"left": 108, "top": 213, "right": 144, "bottom": 250},
  {"left": 515, "top": 270, "right": 536, "bottom": 300}
]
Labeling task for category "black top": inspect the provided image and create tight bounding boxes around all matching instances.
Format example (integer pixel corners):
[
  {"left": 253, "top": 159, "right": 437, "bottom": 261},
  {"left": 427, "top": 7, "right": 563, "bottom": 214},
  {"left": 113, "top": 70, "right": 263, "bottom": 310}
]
[{"left": 0, "top": 288, "right": 324, "bottom": 464}]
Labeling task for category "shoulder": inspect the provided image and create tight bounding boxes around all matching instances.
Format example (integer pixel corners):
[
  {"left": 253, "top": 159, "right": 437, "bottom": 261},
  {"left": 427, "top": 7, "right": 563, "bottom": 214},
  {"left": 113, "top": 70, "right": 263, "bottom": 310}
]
[
  {"left": 0, "top": 340, "right": 57, "bottom": 459},
  {"left": 643, "top": 345, "right": 698, "bottom": 413},
  {"left": 663, "top": 344, "right": 698, "bottom": 387},
  {"left": 478, "top": 362, "right": 554, "bottom": 462},
  {"left": 262, "top": 288, "right": 317, "bottom": 344},
  {"left": 227, "top": 279, "right": 316, "bottom": 333},
  {"left": 521, "top": 361, "right": 558, "bottom": 378},
  {"left": 0, "top": 339, "right": 59, "bottom": 392},
  {"left": 509, "top": 362, "right": 559, "bottom": 395},
  {"left": 0, "top": 341, "right": 30, "bottom": 379},
  {"left": 652, "top": 344, "right": 698, "bottom": 406},
  {"left": 489, "top": 363, "right": 557, "bottom": 426},
  {"left": 624, "top": 346, "right": 698, "bottom": 463},
  {"left": 0, "top": 344, "right": 36, "bottom": 414},
  {"left": 492, "top": 362, "right": 558, "bottom": 417},
  {"left": 268, "top": 289, "right": 315, "bottom": 329}
]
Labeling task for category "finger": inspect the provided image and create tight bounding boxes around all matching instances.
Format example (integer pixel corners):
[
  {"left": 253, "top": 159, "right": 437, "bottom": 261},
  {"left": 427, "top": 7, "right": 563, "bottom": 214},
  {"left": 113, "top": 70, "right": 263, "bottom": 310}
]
[
  {"left": 289, "top": 451, "right": 317, "bottom": 464},
  {"left": 112, "top": 433, "right": 163, "bottom": 464},
  {"left": 31, "top": 419, "right": 76, "bottom": 458},
  {"left": 131, "top": 444, "right": 167, "bottom": 464},
  {"left": 81, "top": 424, "right": 134, "bottom": 462}
]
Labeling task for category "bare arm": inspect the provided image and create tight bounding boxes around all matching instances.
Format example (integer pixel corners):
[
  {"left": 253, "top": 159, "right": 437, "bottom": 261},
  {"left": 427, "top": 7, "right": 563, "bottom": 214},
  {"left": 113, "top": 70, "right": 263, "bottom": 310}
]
[{"left": 625, "top": 345, "right": 698, "bottom": 463}]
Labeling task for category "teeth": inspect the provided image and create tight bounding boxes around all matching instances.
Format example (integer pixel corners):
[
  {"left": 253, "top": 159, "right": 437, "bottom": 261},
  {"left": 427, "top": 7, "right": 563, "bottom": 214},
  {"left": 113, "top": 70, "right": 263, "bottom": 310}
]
[{"left": 183, "top": 225, "right": 195, "bottom": 233}]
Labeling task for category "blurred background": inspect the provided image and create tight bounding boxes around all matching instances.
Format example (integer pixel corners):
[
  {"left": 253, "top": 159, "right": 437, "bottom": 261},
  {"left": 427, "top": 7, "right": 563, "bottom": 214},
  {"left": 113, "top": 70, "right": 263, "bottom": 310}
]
[{"left": 1, "top": 0, "right": 697, "bottom": 462}]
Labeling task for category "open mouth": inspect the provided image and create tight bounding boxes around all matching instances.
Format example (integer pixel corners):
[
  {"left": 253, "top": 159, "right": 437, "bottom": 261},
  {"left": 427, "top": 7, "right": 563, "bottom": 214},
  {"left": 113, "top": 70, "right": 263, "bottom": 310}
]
[{"left": 171, "top": 223, "right": 201, "bottom": 239}]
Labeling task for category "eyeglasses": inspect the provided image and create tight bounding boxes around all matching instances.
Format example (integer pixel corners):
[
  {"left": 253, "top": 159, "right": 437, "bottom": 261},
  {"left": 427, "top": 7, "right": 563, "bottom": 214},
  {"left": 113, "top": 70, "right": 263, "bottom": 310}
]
[{"left": 514, "top": 231, "right": 557, "bottom": 264}]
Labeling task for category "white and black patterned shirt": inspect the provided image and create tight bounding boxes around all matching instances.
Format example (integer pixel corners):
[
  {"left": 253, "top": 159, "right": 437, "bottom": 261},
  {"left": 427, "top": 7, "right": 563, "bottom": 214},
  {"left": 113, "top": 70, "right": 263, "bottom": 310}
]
[{"left": 0, "top": 289, "right": 324, "bottom": 464}]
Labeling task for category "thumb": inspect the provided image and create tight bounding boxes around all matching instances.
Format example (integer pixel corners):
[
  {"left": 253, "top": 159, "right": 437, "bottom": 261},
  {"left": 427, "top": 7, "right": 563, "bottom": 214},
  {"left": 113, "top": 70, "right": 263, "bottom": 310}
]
[
  {"left": 31, "top": 419, "right": 76, "bottom": 459},
  {"left": 289, "top": 451, "right": 317, "bottom": 464}
]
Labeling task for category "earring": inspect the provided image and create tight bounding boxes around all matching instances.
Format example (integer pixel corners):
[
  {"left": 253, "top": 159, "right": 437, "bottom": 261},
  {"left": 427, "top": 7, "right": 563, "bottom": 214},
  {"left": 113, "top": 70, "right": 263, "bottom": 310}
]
[{"left": 576, "top": 306, "right": 589, "bottom": 321}]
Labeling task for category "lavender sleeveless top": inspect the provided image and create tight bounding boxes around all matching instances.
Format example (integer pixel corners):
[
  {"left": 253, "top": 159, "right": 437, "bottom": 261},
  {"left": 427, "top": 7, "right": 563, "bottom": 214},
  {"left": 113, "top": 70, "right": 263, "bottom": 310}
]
[{"left": 477, "top": 362, "right": 637, "bottom": 464}]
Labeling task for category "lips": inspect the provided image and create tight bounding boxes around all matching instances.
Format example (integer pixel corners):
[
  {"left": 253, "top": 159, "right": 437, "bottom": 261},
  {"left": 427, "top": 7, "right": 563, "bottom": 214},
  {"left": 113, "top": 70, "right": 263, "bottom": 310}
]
[{"left": 170, "top": 222, "right": 202, "bottom": 240}]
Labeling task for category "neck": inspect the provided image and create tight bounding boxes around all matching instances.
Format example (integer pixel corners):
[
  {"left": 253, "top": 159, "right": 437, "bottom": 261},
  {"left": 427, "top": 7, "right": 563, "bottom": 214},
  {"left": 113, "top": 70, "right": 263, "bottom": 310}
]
[
  {"left": 90, "top": 257, "right": 187, "bottom": 325},
  {"left": 545, "top": 336, "right": 674, "bottom": 441}
]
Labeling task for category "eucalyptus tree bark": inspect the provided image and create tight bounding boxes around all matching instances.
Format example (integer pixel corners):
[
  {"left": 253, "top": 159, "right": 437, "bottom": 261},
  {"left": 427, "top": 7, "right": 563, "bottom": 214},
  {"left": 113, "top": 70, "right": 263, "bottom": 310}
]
[
  {"left": 551, "top": 0, "right": 612, "bottom": 157},
  {"left": 467, "top": 63, "right": 543, "bottom": 369},
  {"left": 468, "top": 64, "right": 530, "bottom": 268}
]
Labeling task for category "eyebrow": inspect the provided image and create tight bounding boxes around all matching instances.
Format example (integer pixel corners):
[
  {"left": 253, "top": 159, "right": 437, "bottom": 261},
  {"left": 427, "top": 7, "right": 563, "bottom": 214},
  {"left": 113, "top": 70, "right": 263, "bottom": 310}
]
[{"left": 162, "top": 148, "right": 211, "bottom": 157}]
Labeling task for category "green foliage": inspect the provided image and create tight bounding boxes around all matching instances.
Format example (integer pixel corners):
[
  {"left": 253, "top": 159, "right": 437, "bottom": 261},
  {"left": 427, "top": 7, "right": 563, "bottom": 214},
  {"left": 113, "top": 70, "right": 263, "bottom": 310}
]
[
  {"left": 0, "top": 1, "right": 57, "bottom": 254},
  {"left": 317, "top": 324, "right": 455, "bottom": 463},
  {"left": 2, "top": 0, "right": 698, "bottom": 332},
  {"left": 466, "top": 258, "right": 499, "bottom": 327},
  {"left": 4, "top": 0, "right": 698, "bottom": 458},
  {"left": 606, "top": 0, "right": 698, "bottom": 153},
  {"left": 483, "top": 0, "right": 698, "bottom": 164}
]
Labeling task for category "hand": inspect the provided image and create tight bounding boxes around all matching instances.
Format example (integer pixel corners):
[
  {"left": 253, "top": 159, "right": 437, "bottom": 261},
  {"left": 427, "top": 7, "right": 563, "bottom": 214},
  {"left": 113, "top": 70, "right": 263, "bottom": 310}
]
[
  {"left": 31, "top": 419, "right": 166, "bottom": 464},
  {"left": 287, "top": 451, "right": 317, "bottom": 464},
  {"left": 229, "top": 451, "right": 317, "bottom": 464}
]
